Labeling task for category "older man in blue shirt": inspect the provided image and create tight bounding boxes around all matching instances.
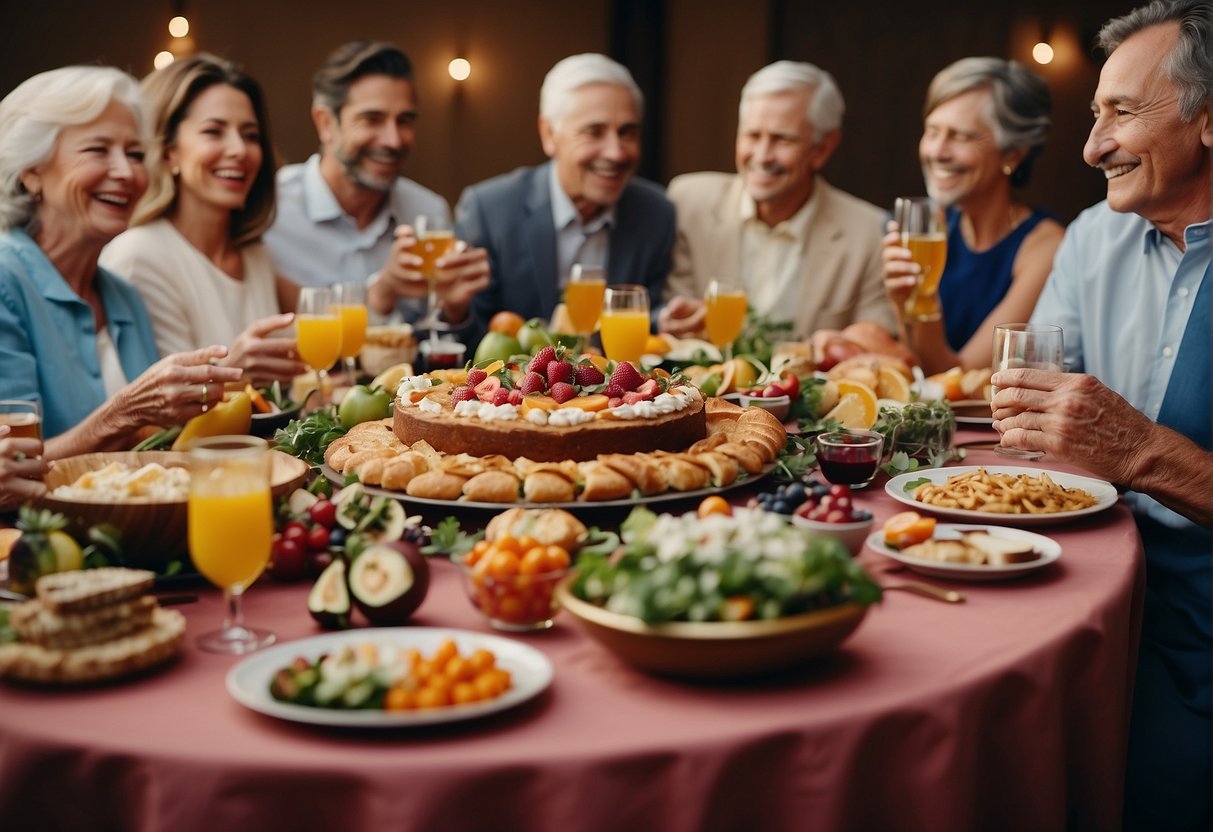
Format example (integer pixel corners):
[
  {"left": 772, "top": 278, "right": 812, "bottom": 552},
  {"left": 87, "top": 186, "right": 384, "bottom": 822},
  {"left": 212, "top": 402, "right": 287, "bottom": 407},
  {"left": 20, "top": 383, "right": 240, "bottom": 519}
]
[{"left": 992, "top": 2, "right": 1212, "bottom": 829}]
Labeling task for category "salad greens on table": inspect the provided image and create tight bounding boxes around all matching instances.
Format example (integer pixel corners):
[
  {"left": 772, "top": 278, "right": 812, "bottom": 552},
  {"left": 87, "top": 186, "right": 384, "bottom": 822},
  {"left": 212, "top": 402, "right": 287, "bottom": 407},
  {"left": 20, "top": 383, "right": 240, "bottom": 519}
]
[
  {"left": 571, "top": 507, "right": 881, "bottom": 625},
  {"left": 273, "top": 408, "right": 347, "bottom": 466}
]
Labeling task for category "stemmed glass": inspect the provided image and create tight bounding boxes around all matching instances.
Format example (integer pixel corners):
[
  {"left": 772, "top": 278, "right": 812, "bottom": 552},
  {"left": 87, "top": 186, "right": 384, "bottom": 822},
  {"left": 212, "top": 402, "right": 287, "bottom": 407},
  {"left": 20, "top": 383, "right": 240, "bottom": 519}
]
[
  {"left": 600, "top": 284, "right": 650, "bottom": 365},
  {"left": 189, "top": 435, "right": 275, "bottom": 654},
  {"left": 991, "top": 323, "right": 1063, "bottom": 460},
  {"left": 704, "top": 279, "right": 747, "bottom": 359},
  {"left": 565, "top": 263, "right": 606, "bottom": 351},
  {"left": 333, "top": 280, "right": 368, "bottom": 384},
  {"left": 409, "top": 214, "right": 456, "bottom": 344},
  {"left": 894, "top": 197, "right": 948, "bottom": 322},
  {"left": 296, "top": 287, "right": 342, "bottom": 405}
]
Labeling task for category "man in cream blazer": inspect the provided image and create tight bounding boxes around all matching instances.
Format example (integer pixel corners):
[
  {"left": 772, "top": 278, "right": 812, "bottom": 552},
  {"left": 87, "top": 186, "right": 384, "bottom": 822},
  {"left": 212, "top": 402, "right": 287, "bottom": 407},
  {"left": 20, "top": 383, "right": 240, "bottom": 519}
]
[{"left": 660, "top": 61, "right": 895, "bottom": 340}]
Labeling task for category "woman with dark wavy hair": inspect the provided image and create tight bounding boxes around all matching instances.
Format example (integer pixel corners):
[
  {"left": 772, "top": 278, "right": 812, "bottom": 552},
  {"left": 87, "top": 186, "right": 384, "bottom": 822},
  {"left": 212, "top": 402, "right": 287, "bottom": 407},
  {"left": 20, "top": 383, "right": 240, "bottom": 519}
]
[{"left": 101, "top": 53, "right": 304, "bottom": 386}]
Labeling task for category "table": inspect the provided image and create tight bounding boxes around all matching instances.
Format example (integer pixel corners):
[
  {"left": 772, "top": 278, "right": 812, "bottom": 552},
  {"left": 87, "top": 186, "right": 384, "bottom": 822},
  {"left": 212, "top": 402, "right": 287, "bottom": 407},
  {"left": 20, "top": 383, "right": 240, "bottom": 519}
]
[{"left": 0, "top": 445, "right": 1144, "bottom": 832}]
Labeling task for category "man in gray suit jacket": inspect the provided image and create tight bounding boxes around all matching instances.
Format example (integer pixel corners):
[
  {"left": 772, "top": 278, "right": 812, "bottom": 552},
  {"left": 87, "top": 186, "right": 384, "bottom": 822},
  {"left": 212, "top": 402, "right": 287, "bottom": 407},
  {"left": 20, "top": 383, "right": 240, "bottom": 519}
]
[
  {"left": 659, "top": 61, "right": 895, "bottom": 340},
  {"left": 456, "top": 54, "right": 674, "bottom": 335}
]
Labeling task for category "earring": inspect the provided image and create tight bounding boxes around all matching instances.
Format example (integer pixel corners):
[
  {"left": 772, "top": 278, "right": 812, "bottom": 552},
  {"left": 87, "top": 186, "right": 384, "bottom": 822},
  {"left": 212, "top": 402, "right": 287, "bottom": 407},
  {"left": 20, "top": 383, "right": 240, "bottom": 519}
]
[
  {"left": 1002, "top": 164, "right": 1014, "bottom": 176},
  {"left": 170, "top": 165, "right": 180, "bottom": 176}
]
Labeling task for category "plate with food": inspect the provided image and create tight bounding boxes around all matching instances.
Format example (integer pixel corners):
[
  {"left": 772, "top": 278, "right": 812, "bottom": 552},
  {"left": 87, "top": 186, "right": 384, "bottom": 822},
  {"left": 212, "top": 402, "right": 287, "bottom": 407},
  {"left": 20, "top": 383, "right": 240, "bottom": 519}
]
[
  {"left": 226, "top": 627, "right": 553, "bottom": 727},
  {"left": 950, "top": 399, "right": 994, "bottom": 427},
  {"left": 866, "top": 522, "right": 1061, "bottom": 581},
  {"left": 886, "top": 465, "right": 1118, "bottom": 525}
]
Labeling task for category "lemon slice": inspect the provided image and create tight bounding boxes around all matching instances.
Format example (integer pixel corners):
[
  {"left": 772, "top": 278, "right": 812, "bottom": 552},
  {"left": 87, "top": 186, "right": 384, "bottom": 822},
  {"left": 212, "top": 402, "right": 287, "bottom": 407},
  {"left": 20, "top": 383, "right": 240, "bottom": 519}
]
[
  {"left": 876, "top": 366, "right": 912, "bottom": 403},
  {"left": 824, "top": 379, "right": 879, "bottom": 429}
]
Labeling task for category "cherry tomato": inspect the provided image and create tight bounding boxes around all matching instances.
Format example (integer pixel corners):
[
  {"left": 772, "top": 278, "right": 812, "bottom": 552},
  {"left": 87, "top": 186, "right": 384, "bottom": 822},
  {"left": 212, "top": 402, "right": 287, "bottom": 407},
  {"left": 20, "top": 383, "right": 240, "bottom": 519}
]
[
  {"left": 308, "top": 499, "right": 337, "bottom": 529},
  {"left": 282, "top": 521, "right": 309, "bottom": 546},
  {"left": 306, "top": 525, "right": 330, "bottom": 551},
  {"left": 268, "top": 537, "right": 308, "bottom": 581},
  {"left": 779, "top": 372, "right": 800, "bottom": 399}
]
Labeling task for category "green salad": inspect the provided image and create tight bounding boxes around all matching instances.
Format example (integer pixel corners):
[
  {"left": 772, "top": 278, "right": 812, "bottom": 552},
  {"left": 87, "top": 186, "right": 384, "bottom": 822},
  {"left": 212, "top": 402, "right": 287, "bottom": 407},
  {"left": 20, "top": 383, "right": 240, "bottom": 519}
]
[{"left": 571, "top": 507, "right": 880, "bottom": 625}]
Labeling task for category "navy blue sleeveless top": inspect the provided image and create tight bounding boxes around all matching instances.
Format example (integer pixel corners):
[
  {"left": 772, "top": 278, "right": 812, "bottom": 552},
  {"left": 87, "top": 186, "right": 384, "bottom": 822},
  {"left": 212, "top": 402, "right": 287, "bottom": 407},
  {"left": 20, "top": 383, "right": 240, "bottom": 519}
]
[{"left": 938, "top": 206, "right": 1054, "bottom": 351}]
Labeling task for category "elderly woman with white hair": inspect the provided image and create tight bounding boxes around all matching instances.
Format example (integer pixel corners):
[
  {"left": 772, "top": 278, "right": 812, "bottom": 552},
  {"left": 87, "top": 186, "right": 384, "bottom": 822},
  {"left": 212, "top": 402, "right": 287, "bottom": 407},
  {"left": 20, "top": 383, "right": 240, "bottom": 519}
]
[
  {"left": 0, "top": 66, "right": 241, "bottom": 458},
  {"left": 882, "top": 57, "right": 1066, "bottom": 373}
]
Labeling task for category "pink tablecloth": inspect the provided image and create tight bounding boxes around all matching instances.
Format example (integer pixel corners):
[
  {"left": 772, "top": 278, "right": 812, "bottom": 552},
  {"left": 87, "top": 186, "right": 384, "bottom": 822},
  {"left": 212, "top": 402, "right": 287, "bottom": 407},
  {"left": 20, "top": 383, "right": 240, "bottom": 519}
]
[{"left": 0, "top": 447, "right": 1144, "bottom": 832}]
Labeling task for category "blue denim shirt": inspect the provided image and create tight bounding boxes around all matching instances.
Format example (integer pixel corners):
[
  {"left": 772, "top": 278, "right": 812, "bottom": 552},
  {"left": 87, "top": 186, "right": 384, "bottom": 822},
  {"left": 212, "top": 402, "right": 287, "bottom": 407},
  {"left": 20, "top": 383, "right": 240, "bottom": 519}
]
[{"left": 0, "top": 228, "right": 158, "bottom": 438}]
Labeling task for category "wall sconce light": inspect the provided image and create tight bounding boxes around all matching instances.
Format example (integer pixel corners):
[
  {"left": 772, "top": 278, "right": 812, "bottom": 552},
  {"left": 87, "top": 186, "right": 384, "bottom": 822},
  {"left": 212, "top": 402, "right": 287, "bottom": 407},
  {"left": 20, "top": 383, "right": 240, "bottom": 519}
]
[
  {"left": 154, "top": 50, "right": 176, "bottom": 70},
  {"left": 168, "top": 15, "right": 189, "bottom": 38},
  {"left": 1032, "top": 41, "right": 1054, "bottom": 64},
  {"left": 448, "top": 58, "right": 471, "bottom": 81}
]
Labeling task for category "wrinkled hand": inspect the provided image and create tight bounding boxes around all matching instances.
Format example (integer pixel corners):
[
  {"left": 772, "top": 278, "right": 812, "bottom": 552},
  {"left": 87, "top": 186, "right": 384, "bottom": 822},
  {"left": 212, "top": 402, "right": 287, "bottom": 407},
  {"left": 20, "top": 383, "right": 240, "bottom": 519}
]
[
  {"left": 0, "top": 426, "right": 48, "bottom": 509},
  {"left": 658, "top": 296, "right": 706, "bottom": 337},
  {"left": 368, "top": 224, "right": 428, "bottom": 314},
  {"left": 432, "top": 243, "right": 490, "bottom": 324},
  {"left": 108, "top": 345, "right": 244, "bottom": 435},
  {"left": 991, "top": 368, "right": 1155, "bottom": 484},
  {"left": 222, "top": 313, "right": 307, "bottom": 387},
  {"left": 881, "top": 220, "right": 917, "bottom": 311}
]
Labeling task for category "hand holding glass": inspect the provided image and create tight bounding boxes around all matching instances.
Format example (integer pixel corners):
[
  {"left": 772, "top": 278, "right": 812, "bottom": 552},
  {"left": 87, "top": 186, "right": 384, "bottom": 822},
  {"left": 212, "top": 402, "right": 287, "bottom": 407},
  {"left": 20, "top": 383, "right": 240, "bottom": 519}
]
[
  {"left": 894, "top": 197, "right": 948, "bottom": 322},
  {"left": 0, "top": 400, "right": 41, "bottom": 440},
  {"left": 189, "top": 435, "right": 275, "bottom": 654},
  {"left": 296, "top": 287, "right": 342, "bottom": 405},
  {"left": 408, "top": 214, "right": 457, "bottom": 338},
  {"left": 991, "top": 323, "right": 1063, "bottom": 460},
  {"left": 600, "top": 285, "right": 650, "bottom": 364}
]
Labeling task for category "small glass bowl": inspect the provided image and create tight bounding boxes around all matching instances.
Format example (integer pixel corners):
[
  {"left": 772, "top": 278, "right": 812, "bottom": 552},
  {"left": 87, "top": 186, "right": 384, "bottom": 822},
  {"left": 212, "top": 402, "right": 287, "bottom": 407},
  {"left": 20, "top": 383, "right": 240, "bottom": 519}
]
[{"left": 455, "top": 556, "right": 570, "bottom": 632}]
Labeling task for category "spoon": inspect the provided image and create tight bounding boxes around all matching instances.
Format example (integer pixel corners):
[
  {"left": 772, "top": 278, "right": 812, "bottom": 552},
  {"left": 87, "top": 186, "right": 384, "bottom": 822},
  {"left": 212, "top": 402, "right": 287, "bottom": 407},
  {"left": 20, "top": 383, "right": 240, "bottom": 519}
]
[{"left": 882, "top": 582, "right": 966, "bottom": 604}]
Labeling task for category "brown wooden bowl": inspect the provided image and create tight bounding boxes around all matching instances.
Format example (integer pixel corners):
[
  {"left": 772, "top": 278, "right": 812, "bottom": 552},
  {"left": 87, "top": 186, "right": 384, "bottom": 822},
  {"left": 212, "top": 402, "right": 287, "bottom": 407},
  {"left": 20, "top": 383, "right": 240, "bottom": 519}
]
[
  {"left": 39, "top": 450, "right": 309, "bottom": 570},
  {"left": 555, "top": 577, "right": 868, "bottom": 679}
]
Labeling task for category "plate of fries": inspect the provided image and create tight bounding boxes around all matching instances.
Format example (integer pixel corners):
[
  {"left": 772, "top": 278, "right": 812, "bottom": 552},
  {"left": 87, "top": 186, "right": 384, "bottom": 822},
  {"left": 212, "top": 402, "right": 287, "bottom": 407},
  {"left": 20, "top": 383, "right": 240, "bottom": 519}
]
[{"left": 886, "top": 466, "right": 1118, "bottom": 525}]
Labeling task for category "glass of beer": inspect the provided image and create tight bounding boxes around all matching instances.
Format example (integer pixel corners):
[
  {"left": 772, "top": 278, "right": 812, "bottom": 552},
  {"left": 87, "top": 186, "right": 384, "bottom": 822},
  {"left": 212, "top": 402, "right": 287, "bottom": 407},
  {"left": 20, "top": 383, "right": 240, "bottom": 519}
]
[
  {"left": 296, "top": 287, "right": 343, "bottom": 405},
  {"left": 408, "top": 214, "right": 457, "bottom": 339},
  {"left": 334, "top": 280, "right": 368, "bottom": 383},
  {"left": 189, "top": 435, "right": 275, "bottom": 654},
  {"left": 991, "top": 323, "right": 1063, "bottom": 460},
  {"left": 704, "top": 279, "right": 747, "bottom": 356},
  {"left": 895, "top": 197, "right": 948, "bottom": 322},
  {"left": 0, "top": 400, "right": 41, "bottom": 440},
  {"left": 565, "top": 263, "right": 607, "bottom": 349},
  {"left": 600, "top": 284, "right": 650, "bottom": 365}
]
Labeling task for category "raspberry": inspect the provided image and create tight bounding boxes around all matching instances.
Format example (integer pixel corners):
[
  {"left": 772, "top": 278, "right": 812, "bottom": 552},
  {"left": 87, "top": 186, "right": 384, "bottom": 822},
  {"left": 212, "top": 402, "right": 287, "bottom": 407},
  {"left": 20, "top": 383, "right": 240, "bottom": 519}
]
[
  {"left": 546, "top": 359, "right": 573, "bottom": 386},
  {"left": 604, "top": 382, "right": 625, "bottom": 398},
  {"left": 518, "top": 371, "right": 547, "bottom": 395},
  {"left": 609, "top": 361, "right": 644, "bottom": 392},
  {"left": 574, "top": 365, "right": 605, "bottom": 387},
  {"left": 527, "top": 346, "right": 557, "bottom": 375},
  {"left": 491, "top": 387, "right": 512, "bottom": 406},
  {"left": 549, "top": 382, "right": 577, "bottom": 404},
  {"left": 451, "top": 385, "right": 477, "bottom": 404},
  {"left": 466, "top": 368, "right": 488, "bottom": 387}
]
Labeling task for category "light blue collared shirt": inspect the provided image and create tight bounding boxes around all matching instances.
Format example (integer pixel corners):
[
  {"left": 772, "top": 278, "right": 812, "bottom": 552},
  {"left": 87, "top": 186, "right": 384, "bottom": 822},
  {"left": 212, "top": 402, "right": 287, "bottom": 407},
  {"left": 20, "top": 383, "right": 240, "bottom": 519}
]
[
  {"left": 1031, "top": 200, "right": 1211, "bottom": 528},
  {"left": 264, "top": 154, "right": 450, "bottom": 323},
  {"left": 548, "top": 160, "right": 614, "bottom": 290}
]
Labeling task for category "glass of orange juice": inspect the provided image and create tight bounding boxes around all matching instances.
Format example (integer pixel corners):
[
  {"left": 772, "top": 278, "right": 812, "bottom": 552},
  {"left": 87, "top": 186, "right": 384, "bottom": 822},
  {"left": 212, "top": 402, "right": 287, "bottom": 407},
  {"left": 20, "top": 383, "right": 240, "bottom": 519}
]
[
  {"left": 296, "top": 286, "right": 342, "bottom": 404},
  {"left": 189, "top": 435, "right": 275, "bottom": 654},
  {"left": 894, "top": 197, "right": 948, "bottom": 322},
  {"left": 565, "top": 263, "right": 607, "bottom": 349},
  {"left": 408, "top": 214, "right": 457, "bottom": 339},
  {"left": 0, "top": 400, "right": 41, "bottom": 441},
  {"left": 334, "top": 280, "right": 368, "bottom": 383},
  {"left": 601, "top": 284, "right": 650, "bottom": 365},
  {"left": 705, "top": 279, "right": 747, "bottom": 356}
]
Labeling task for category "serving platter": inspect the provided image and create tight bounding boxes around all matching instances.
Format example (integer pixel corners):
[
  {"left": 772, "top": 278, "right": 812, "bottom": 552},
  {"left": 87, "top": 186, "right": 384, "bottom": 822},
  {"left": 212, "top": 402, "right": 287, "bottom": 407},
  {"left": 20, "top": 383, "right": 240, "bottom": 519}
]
[
  {"left": 865, "top": 524, "right": 1061, "bottom": 582},
  {"left": 320, "top": 462, "right": 773, "bottom": 512},
  {"left": 886, "top": 465, "right": 1118, "bottom": 525},
  {"left": 227, "top": 627, "right": 553, "bottom": 728}
]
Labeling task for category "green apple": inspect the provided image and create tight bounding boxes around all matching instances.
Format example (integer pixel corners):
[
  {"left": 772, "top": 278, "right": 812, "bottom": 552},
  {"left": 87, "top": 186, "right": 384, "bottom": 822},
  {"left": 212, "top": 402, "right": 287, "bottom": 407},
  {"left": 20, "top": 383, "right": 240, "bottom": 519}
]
[
  {"left": 516, "top": 318, "right": 554, "bottom": 354},
  {"left": 473, "top": 331, "right": 523, "bottom": 365}
]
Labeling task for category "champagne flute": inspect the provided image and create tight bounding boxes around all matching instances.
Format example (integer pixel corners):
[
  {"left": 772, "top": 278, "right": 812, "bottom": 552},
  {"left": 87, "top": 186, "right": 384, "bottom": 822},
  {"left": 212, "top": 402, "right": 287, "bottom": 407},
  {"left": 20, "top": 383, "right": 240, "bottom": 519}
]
[
  {"left": 565, "top": 263, "right": 606, "bottom": 351},
  {"left": 600, "top": 284, "right": 650, "bottom": 365},
  {"left": 894, "top": 197, "right": 948, "bottom": 322},
  {"left": 991, "top": 323, "right": 1063, "bottom": 460},
  {"left": 189, "top": 435, "right": 275, "bottom": 654},
  {"left": 408, "top": 214, "right": 456, "bottom": 344},
  {"left": 296, "top": 287, "right": 342, "bottom": 405},
  {"left": 704, "top": 279, "right": 747, "bottom": 359},
  {"left": 334, "top": 280, "right": 368, "bottom": 384}
]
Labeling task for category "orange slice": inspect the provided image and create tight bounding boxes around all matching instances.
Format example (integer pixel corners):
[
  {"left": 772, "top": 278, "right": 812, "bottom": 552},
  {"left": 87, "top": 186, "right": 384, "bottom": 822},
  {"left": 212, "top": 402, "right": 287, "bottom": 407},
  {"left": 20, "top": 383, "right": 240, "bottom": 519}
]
[
  {"left": 644, "top": 334, "right": 671, "bottom": 356},
  {"left": 558, "top": 394, "right": 609, "bottom": 412},
  {"left": 876, "top": 366, "right": 911, "bottom": 403},
  {"left": 823, "top": 379, "right": 878, "bottom": 429},
  {"left": 882, "top": 511, "right": 936, "bottom": 549},
  {"left": 520, "top": 395, "right": 559, "bottom": 416}
]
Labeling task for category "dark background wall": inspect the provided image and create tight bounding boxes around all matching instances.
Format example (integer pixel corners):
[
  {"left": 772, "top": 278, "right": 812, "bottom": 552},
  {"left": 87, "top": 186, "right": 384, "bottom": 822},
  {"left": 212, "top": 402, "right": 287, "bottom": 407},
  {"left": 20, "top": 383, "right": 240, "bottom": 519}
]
[{"left": 2, "top": 0, "right": 1136, "bottom": 222}]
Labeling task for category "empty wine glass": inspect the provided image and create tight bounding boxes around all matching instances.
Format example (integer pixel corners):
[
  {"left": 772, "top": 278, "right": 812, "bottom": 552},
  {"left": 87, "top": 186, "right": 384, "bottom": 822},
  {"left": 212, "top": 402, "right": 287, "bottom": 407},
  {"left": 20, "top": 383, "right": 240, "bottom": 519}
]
[{"left": 991, "top": 323, "right": 1063, "bottom": 460}]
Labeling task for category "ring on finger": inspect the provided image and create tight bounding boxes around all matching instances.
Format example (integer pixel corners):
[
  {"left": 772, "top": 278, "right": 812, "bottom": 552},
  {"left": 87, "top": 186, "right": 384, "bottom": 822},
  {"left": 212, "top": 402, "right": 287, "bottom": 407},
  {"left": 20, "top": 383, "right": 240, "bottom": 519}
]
[{"left": 201, "top": 382, "right": 209, "bottom": 413}]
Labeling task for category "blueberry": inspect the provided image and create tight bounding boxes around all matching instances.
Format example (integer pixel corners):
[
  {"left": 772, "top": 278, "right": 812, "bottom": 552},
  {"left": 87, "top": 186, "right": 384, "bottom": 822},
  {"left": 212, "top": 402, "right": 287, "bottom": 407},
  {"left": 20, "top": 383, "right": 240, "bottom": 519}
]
[
  {"left": 785, "top": 483, "right": 806, "bottom": 503},
  {"left": 772, "top": 499, "right": 793, "bottom": 515},
  {"left": 328, "top": 527, "right": 347, "bottom": 549}
]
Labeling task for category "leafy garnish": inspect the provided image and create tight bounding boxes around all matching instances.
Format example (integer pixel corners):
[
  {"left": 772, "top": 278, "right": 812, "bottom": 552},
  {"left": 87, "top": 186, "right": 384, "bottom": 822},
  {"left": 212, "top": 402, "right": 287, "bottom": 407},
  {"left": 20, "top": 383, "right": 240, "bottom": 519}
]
[
  {"left": 261, "top": 380, "right": 297, "bottom": 411},
  {"left": 902, "top": 476, "right": 932, "bottom": 493},
  {"left": 272, "top": 408, "right": 347, "bottom": 465},
  {"left": 422, "top": 516, "right": 483, "bottom": 558},
  {"left": 133, "top": 425, "right": 181, "bottom": 451},
  {"left": 775, "top": 434, "right": 817, "bottom": 481},
  {"left": 729, "top": 311, "right": 794, "bottom": 368}
]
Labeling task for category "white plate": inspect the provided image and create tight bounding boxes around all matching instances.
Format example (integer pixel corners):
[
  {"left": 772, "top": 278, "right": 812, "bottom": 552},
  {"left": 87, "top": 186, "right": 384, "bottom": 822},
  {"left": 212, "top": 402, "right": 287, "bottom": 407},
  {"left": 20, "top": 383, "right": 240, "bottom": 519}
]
[
  {"left": 227, "top": 627, "right": 553, "bottom": 727},
  {"left": 950, "top": 399, "right": 994, "bottom": 427},
  {"left": 885, "top": 465, "right": 1118, "bottom": 525},
  {"left": 866, "top": 524, "right": 1061, "bottom": 582}
]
